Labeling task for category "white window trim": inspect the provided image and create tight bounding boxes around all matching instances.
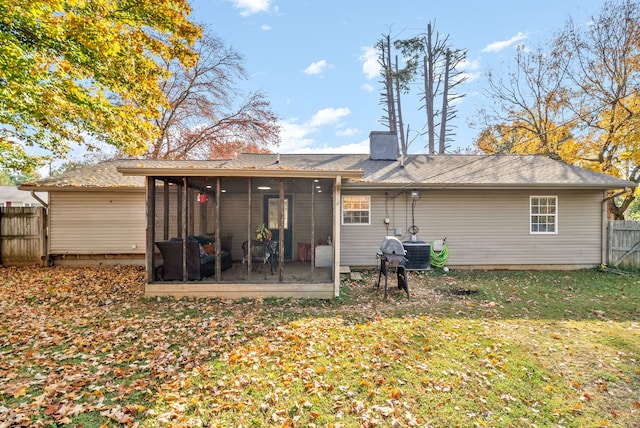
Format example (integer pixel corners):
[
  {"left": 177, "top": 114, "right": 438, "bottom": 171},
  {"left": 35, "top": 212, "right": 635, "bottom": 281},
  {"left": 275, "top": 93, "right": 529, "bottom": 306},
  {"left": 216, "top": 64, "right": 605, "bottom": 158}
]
[
  {"left": 529, "top": 195, "right": 558, "bottom": 234},
  {"left": 342, "top": 195, "right": 371, "bottom": 225}
]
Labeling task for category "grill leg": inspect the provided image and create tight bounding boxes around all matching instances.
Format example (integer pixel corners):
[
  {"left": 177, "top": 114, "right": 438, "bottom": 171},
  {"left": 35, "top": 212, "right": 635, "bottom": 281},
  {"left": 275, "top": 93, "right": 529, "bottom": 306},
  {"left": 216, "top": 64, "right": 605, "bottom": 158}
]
[
  {"left": 397, "top": 266, "right": 409, "bottom": 300},
  {"left": 375, "top": 257, "right": 386, "bottom": 290},
  {"left": 383, "top": 264, "right": 389, "bottom": 300}
]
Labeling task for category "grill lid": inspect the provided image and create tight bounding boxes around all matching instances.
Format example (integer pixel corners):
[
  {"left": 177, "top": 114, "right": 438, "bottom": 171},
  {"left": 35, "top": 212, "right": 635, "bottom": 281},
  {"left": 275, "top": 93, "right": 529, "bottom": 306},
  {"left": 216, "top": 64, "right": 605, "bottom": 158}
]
[{"left": 380, "top": 236, "right": 406, "bottom": 256}]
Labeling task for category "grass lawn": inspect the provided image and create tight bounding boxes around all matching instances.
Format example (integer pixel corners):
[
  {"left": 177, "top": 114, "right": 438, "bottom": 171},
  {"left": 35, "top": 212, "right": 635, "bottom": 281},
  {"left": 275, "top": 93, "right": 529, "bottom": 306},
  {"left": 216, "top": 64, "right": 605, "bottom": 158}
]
[{"left": 0, "top": 265, "right": 638, "bottom": 427}]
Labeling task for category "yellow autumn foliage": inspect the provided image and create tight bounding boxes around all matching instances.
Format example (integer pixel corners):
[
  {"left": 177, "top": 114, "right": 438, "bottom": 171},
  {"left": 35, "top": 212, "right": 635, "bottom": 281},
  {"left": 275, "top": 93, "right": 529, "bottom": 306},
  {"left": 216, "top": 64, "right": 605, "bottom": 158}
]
[{"left": 0, "top": 0, "right": 201, "bottom": 172}]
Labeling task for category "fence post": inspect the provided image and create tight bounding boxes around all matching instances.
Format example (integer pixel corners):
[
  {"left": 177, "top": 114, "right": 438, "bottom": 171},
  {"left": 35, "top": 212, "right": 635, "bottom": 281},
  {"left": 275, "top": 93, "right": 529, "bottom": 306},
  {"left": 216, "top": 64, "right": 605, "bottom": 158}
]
[{"left": 607, "top": 220, "right": 614, "bottom": 266}]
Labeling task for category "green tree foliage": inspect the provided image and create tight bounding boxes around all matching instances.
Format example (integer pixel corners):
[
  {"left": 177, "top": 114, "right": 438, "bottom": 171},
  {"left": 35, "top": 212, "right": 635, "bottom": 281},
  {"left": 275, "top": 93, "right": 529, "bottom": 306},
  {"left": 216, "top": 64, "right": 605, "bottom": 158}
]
[
  {"left": 628, "top": 197, "right": 640, "bottom": 220},
  {"left": 478, "top": 0, "right": 639, "bottom": 219},
  {"left": 0, "top": 0, "right": 201, "bottom": 174},
  {"left": 0, "top": 170, "right": 40, "bottom": 185}
]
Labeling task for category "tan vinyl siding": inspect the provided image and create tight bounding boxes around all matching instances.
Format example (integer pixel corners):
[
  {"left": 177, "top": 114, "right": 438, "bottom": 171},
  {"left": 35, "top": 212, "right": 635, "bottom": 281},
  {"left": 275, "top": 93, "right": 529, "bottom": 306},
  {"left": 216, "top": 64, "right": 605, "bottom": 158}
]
[
  {"left": 220, "top": 191, "right": 334, "bottom": 262},
  {"left": 154, "top": 185, "right": 210, "bottom": 240},
  {"left": 49, "top": 191, "right": 146, "bottom": 254},
  {"left": 340, "top": 192, "right": 390, "bottom": 266},
  {"left": 340, "top": 189, "right": 603, "bottom": 267},
  {"left": 220, "top": 192, "right": 249, "bottom": 261},
  {"left": 293, "top": 192, "right": 333, "bottom": 246}
]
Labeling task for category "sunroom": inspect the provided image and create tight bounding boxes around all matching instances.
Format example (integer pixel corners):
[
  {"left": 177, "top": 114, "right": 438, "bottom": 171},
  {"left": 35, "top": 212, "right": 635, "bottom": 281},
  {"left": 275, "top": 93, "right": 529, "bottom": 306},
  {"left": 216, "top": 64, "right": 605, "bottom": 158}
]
[{"left": 117, "top": 161, "right": 363, "bottom": 299}]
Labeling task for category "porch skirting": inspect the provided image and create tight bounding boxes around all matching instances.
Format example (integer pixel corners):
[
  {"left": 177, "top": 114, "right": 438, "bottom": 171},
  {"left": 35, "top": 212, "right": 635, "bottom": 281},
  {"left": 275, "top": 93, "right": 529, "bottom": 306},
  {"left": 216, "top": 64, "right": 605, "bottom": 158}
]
[{"left": 145, "top": 282, "right": 335, "bottom": 299}]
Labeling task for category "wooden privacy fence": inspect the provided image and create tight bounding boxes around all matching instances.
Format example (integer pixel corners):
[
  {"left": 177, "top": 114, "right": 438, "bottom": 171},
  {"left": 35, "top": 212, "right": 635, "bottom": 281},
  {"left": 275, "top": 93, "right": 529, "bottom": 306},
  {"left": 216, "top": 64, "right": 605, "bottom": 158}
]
[
  {"left": 0, "top": 206, "right": 47, "bottom": 266},
  {"left": 608, "top": 220, "right": 640, "bottom": 268}
]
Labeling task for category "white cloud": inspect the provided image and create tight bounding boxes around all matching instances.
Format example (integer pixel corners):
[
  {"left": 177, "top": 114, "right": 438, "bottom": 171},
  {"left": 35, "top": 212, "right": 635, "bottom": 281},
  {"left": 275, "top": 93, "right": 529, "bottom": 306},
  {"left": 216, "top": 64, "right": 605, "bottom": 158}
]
[
  {"left": 309, "top": 107, "right": 350, "bottom": 127},
  {"left": 359, "top": 46, "right": 379, "bottom": 80},
  {"left": 230, "top": 0, "right": 271, "bottom": 16},
  {"left": 458, "top": 57, "right": 482, "bottom": 84},
  {"left": 276, "top": 120, "right": 316, "bottom": 152},
  {"left": 261, "top": 24, "right": 272, "bottom": 31},
  {"left": 481, "top": 32, "right": 528, "bottom": 53},
  {"left": 275, "top": 107, "right": 353, "bottom": 153},
  {"left": 291, "top": 140, "right": 369, "bottom": 154},
  {"left": 304, "top": 60, "right": 333, "bottom": 76},
  {"left": 336, "top": 127, "right": 359, "bottom": 137},
  {"left": 361, "top": 83, "right": 374, "bottom": 92}
]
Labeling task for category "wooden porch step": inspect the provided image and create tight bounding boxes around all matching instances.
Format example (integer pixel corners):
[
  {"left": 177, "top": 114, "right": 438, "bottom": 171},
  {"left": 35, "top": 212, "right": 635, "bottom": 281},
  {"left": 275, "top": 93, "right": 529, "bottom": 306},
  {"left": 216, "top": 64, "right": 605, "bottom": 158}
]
[
  {"left": 350, "top": 272, "right": 363, "bottom": 281},
  {"left": 340, "top": 266, "right": 351, "bottom": 280}
]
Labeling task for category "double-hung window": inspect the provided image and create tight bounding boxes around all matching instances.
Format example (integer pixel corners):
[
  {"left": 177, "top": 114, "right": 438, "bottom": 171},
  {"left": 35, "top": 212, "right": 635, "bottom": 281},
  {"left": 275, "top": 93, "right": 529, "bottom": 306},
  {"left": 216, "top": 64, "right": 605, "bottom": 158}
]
[
  {"left": 342, "top": 196, "right": 370, "bottom": 225},
  {"left": 530, "top": 196, "right": 557, "bottom": 233}
]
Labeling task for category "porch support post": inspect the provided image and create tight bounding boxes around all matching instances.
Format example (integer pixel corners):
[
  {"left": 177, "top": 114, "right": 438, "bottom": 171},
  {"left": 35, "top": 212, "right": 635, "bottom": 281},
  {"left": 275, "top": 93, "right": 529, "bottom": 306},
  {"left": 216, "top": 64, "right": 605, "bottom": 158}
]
[
  {"left": 176, "top": 185, "right": 183, "bottom": 238},
  {"left": 333, "top": 176, "right": 342, "bottom": 297},
  {"left": 215, "top": 177, "right": 221, "bottom": 280},
  {"left": 247, "top": 178, "right": 252, "bottom": 280},
  {"left": 311, "top": 179, "right": 315, "bottom": 279},
  {"left": 279, "top": 178, "right": 284, "bottom": 281},
  {"left": 181, "top": 177, "right": 188, "bottom": 282},
  {"left": 146, "top": 176, "right": 156, "bottom": 283},
  {"left": 163, "top": 180, "right": 169, "bottom": 240}
]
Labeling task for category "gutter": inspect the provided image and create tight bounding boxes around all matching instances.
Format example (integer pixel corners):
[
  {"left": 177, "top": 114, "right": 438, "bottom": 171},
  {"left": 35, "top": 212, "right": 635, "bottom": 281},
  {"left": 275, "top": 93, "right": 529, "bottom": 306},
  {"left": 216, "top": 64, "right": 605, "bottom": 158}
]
[
  {"left": 342, "top": 182, "right": 633, "bottom": 191},
  {"left": 30, "top": 191, "right": 48, "bottom": 208}
]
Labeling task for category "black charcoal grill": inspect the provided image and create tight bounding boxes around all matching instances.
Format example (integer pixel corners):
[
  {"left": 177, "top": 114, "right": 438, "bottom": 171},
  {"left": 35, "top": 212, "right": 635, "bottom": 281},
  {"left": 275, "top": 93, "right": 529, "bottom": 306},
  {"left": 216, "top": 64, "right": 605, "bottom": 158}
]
[
  {"left": 379, "top": 236, "right": 406, "bottom": 264},
  {"left": 376, "top": 236, "right": 410, "bottom": 300}
]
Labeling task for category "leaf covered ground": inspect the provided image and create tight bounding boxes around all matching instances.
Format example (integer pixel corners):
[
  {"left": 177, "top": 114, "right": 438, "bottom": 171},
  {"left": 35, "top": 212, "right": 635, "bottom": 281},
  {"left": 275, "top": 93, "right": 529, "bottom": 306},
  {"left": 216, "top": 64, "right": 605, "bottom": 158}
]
[{"left": 0, "top": 266, "right": 638, "bottom": 427}]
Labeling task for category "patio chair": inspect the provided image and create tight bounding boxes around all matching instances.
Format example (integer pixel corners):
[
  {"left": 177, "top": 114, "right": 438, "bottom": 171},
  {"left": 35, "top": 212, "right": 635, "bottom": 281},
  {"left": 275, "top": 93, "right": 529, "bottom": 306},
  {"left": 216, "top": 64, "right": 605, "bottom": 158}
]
[
  {"left": 242, "top": 240, "right": 273, "bottom": 274},
  {"left": 155, "top": 240, "right": 215, "bottom": 281}
]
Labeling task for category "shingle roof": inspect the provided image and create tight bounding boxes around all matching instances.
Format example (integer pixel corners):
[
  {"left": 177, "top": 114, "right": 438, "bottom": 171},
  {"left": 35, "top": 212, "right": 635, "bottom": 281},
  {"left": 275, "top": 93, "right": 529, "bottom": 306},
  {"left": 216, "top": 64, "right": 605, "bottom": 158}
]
[
  {"left": 20, "top": 154, "right": 635, "bottom": 190},
  {"left": 20, "top": 159, "right": 147, "bottom": 189},
  {"left": 228, "top": 153, "right": 635, "bottom": 189},
  {"left": 0, "top": 186, "right": 48, "bottom": 204}
]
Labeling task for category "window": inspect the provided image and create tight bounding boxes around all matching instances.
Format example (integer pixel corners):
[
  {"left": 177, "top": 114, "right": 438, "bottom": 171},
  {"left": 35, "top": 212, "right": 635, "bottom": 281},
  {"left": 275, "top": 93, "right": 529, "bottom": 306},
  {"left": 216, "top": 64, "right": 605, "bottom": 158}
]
[
  {"left": 342, "top": 196, "right": 370, "bottom": 225},
  {"left": 267, "top": 197, "right": 289, "bottom": 229},
  {"left": 530, "top": 196, "right": 557, "bottom": 233}
]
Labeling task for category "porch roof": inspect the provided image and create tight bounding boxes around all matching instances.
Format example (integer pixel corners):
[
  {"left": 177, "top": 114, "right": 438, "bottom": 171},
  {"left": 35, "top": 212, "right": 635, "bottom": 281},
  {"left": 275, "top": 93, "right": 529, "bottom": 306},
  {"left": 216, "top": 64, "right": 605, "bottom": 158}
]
[{"left": 116, "top": 158, "right": 363, "bottom": 179}]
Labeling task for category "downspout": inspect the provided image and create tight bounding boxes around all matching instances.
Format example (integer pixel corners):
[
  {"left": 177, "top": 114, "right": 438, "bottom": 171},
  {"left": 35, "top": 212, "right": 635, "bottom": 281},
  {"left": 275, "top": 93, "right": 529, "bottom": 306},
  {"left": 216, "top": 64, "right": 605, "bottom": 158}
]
[
  {"left": 30, "top": 191, "right": 48, "bottom": 208},
  {"left": 30, "top": 190, "right": 49, "bottom": 267}
]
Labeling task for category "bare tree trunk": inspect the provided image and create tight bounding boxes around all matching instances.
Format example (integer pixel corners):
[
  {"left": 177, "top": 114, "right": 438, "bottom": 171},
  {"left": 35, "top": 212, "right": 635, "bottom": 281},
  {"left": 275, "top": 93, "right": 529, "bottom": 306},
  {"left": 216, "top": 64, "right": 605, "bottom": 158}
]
[
  {"left": 438, "top": 49, "right": 451, "bottom": 154},
  {"left": 425, "top": 24, "right": 435, "bottom": 155},
  {"left": 385, "top": 36, "right": 397, "bottom": 133},
  {"left": 395, "top": 55, "right": 406, "bottom": 161}
]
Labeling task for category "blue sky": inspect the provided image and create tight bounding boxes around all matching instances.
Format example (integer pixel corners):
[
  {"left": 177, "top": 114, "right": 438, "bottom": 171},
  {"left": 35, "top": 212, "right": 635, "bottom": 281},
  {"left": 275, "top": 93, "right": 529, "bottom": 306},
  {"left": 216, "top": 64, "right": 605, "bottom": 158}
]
[{"left": 190, "top": 0, "right": 606, "bottom": 154}]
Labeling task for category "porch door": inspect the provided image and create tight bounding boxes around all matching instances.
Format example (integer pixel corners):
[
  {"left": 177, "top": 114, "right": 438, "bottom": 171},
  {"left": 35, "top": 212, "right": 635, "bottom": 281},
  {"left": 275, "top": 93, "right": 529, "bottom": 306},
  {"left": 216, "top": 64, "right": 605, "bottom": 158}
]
[{"left": 264, "top": 195, "right": 292, "bottom": 261}]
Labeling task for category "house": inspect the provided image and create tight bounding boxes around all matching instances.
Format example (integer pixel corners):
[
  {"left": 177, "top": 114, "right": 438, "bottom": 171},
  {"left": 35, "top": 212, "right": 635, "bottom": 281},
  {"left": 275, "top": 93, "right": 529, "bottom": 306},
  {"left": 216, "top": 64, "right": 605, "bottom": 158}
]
[
  {"left": 20, "top": 133, "right": 635, "bottom": 298},
  {"left": 0, "top": 185, "right": 48, "bottom": 207}
]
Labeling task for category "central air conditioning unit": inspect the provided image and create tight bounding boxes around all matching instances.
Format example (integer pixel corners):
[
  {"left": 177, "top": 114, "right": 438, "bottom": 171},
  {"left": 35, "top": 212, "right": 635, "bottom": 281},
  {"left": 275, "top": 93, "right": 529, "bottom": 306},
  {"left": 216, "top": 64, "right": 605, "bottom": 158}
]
[
  {"left": 402, "top": 189, "right": 430, "bottom": 270},
  {"left": 402, "top": 240, "right": 430, "bottom": 270}
]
